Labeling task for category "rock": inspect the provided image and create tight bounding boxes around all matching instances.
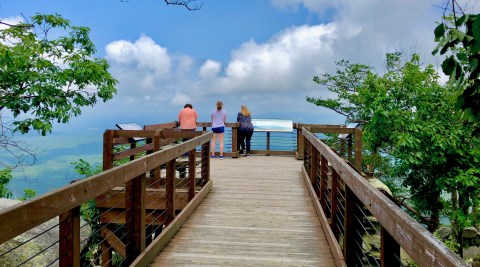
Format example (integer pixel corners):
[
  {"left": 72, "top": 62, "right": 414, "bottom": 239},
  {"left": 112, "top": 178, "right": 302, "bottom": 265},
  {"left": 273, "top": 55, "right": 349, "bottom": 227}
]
[
  {"left": 464, "top": 227, "right": 480, "bottom": 239},
  {"left": 464, "top": 246, "right": 480, "bottom": 262},
  {"left": 435, "top": 225, "right": 452, "bottom": 240},
  {"left": 368, "top": 178, "right": 393, "bottom": 196},
  {"left": 0, "top": 198, "right": 92, "bottom": 266}
]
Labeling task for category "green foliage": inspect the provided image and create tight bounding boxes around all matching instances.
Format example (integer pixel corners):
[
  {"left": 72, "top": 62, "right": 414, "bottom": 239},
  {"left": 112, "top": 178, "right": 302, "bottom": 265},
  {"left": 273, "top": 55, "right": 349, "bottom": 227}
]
[
  {"left": 308, "top": 60, "right": 374, "bottom": 122},
  {"left": 0, "top": 168, "right": 36, "bottom": 200},
  {"left": 19, "top": 189, "right": 36, "bottom": 200},
  {"left": 71, "top": 159, "right": 103, "bottom": 265},
  {"left": 433, "top": 13, "right": 480, "bottom": 121},
  {"left": 0, "top": 13, "right": 117, "bottom": 135},
  {"left": 72, "top": 159, "right": 103, "bottom": 177},
  {"left": 0, "top": 168, "right": 13, "bottom": 198},
  {"left": 308, "top": 52, "right": 480, "bottom": 237}
]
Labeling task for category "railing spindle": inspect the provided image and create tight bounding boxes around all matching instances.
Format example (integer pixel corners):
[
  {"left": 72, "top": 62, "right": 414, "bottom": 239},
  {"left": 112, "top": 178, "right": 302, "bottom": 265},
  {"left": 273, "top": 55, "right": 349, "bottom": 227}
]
[
  {"left": 165, "top": 159, "right": 176, "bottom": 225},
  {"left": 125, "top": 173, "right": 146, "bottom": 265},
  {"left": 344, "top": 186, "right": 362, "bottom": 266},
  {"left": 330, "top": 168, "right": 340, "bottom": 240},
  {"left": 59, "top": 206, "right": 80, "bottom": 267},
  {"left": 381, "top": 226, "right": 401, "bottom": 267}
]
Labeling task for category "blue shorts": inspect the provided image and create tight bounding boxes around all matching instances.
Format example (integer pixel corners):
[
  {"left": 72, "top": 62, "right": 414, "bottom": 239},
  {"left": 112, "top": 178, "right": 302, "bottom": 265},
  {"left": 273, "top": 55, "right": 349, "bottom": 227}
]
[{"left": 212, "top": 126, "right": 225, "bottom": 133}]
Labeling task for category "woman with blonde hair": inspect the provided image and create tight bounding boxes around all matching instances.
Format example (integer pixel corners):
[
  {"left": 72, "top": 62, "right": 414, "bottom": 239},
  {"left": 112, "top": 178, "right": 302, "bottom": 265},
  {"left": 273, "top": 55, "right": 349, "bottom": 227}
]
[
  {"left": 237, "top": 105, "right": 254, "bottom": 156},
  {"left": 211, "top": 100, "right": 227, "bottom": 159}
]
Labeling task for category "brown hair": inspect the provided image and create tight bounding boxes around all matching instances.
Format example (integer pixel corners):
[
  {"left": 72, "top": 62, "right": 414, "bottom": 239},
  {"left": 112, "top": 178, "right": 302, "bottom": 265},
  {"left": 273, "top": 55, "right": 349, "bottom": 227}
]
[{"left": 216, "top": 100, "right": 223, "bottom": 110}]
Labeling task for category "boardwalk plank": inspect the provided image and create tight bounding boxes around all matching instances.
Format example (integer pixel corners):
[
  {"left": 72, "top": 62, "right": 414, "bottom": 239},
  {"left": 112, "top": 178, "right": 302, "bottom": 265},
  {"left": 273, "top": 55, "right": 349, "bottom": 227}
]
[{"left": 150, "top": 156, "right": 336, "bottom": 267}]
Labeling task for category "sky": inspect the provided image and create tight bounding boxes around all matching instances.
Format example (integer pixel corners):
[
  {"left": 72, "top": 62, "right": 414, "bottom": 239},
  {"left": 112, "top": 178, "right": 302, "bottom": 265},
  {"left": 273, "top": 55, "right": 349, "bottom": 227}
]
[
  {"left": 1, "top": 0, "right": 480, "bottom": 195},
  {"left": 4, "top": 0, "right": 477, "bottom": 127}
]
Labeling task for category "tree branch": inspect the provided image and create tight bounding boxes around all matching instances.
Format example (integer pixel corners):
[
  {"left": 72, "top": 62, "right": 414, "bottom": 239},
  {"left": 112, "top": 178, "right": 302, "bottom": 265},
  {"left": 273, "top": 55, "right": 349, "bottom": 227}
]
[
  {"left": 0, "top": 21, "right": 32, "bottom": 28},
  {"left": 164, "top": 0, "right": 202, "bottom": 11}
]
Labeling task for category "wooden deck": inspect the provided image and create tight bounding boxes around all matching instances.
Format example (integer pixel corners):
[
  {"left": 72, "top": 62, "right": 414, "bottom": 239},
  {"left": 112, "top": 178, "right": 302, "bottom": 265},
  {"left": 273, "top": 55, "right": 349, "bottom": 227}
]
[{"left": 150, "top": 155, "right": 336, "bottom": 266}]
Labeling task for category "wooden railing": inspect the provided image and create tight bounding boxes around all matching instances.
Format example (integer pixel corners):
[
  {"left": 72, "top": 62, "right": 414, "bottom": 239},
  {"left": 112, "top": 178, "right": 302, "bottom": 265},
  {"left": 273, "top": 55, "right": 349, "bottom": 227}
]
[
  {"left": 301, "top": 127, "right": 468, "bottom": 267},
  {"left": 0, "top": 129, "right": 213, "bottom": 266}
]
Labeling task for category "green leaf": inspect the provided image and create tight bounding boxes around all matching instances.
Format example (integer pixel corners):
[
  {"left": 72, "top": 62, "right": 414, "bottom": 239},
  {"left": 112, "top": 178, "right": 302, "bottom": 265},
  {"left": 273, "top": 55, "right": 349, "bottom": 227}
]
[
  {"left": 472, "top": 15, "right": 480, "bottom": 41},
  {"left": 434, "top": 23, "right": 445, "bottom": 39},
  {"left": 452, "top": 29, "right": 466, "bottom": 42},
  {"left": 441, "top": 56, "right": 456, "bottom": 76}
]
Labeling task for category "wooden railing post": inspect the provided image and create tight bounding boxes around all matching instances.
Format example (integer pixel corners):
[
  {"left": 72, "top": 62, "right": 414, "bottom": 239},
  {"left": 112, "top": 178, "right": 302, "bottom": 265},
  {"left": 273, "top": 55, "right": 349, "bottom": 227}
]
[
  {"left": 320, "top": 155, "right": 328, "bottom": 213},
  {"left": 125, "top": 173, "right": 146, "bottom": 265},
  {"left": 266, "top": 132, "right": 271, "bottom": 156},
  {"left": 347, "top": 136, "right": 353, "bottom": 163},
  {"left": 166, "top": 159, "right": 176, "bottom": 225},
  {"left": 103, "top": 130, "right": 114, "bottom": 170},
  {"left": 354, "top": 128, "right": 362, "bottom": 171},
  {"left": 344, "top": 186, "right": 363, "bottom": 266},
  {"left": 101, "top": 237, "right": 112, "bottom": 267},
  {"left": 201, "top": 141, "right": 210, "bottom": 184},
  {"left": 152, "top": 130, "right": 161, "bottom": 188},
  {"left": 59, "top": 206, "right": 80, "bottom": 267},
  {"left": 330, "top": 169, "right": 340, "bottom": 240},
  {"left": 381, "top": 226, "right": 401, "bottom": 267},
  {"left": 188, "top": 149, "right": 196, "bottom": 201},
  {"left": 296, "top": 126, "right": 304, "bottom": 160},
  {"left": 232, "top": 123, "right": 239, "bottom": 157},
  {"left": 309, "top": 143, "right": 317, "bottom": 194}
]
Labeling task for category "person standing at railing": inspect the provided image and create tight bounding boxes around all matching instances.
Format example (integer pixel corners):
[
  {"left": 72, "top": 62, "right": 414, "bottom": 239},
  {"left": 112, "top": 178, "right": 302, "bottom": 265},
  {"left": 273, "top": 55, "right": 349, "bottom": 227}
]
[
  {"left": 178, "top": 103, "right": 198, "bottom": 158},
  {"left": 178, "top": 103, "right": 198, "bottom": 140},
  {"left": 211, "top": 100, "right": 227, "bottom": 159},
  {"left": 237, "top": 105, "right": 254, "bottom": 157}
]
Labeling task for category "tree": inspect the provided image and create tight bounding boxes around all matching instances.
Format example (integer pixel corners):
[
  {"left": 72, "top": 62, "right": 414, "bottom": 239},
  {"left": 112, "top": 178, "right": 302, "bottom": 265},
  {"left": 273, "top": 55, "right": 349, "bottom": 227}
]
[
  {"left": 0, "top": 14, "right": 117, "bottom": 135},
  {"left": 0, "top": 13, "right": 117, "bottom": 170},
  {"left": 432, "top": 0, "right": 480, "bottom": 121},
  {"left": 307, "top": 53, "right": 480, "bottom": 255}
]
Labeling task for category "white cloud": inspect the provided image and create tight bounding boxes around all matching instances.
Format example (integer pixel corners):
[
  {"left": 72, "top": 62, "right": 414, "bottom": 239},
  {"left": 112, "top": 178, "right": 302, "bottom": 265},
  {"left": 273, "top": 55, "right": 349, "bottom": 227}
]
[
  {"left": 203, "top": 23, "right": 337, "bottom": 94},
  {"left": 97, "top": 1, "right": 459, "bottom": 124},
  {"left": 106, "top": 34, "right": 171, "bottom": 76},
  {"left": 199, "top": 60, "right": 221, "bottom": 79},
  {"left": 171, "top": 93, "right": 190, "bottom": 105}
]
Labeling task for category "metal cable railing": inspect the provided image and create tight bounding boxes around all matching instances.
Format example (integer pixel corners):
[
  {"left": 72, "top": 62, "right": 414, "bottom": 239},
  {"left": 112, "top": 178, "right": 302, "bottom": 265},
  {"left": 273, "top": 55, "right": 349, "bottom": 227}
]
[{"left": 301, "top": 127, "right": 467, "bottom": 267}]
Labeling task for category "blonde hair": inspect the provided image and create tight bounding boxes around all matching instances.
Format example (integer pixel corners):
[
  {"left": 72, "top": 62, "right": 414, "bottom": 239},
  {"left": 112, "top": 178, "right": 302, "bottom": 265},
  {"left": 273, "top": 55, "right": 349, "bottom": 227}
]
[
  {"left": 240, "top": 105, "right": 251, "bottom": 116},
  {"left": 216, "top": 100, "right": 223, "bottom": 110}
]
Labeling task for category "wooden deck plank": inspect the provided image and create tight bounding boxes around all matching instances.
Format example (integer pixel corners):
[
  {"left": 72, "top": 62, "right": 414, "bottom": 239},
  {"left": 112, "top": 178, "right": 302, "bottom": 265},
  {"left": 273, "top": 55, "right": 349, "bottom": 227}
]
[{"left": 150, "top": 156, "right": 336, "bottom": 266}]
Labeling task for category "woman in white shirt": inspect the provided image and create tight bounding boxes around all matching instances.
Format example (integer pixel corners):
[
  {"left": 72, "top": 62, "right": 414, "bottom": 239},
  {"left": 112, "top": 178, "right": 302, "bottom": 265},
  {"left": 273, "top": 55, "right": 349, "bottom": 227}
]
[{"left": 211, "top": 100, "right": 227, "bottom": 159}]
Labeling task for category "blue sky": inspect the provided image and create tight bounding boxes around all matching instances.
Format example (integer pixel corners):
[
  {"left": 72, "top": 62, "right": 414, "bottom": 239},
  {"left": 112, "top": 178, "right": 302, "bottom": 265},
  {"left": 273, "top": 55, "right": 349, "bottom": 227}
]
[
  {"left": 3, "top": 0, "right": 470, "bottom": 127},
  {"left": 3, "top": 0, "right": 477, "bottom": 127},
  {"left": 2, "top": 0, "right": 480, "bottom": 195}
]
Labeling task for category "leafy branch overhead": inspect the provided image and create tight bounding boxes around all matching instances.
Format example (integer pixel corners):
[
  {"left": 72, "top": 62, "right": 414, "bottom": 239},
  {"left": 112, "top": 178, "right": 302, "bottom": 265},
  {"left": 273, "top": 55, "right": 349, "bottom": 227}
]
[
  {"left": 432, "top": 1, "right": 480, "bottom": 121},
  {"left": 0, "top": 14, "right": 118, "bottom": 135}
]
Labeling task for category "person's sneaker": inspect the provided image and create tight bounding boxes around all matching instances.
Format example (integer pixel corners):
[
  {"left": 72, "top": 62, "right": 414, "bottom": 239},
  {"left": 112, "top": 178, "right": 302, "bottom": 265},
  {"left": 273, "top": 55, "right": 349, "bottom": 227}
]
[
  {"left": 220, "top": 155, "right": 224, "bottom": 160},
  {"left": 211, "top": 155, "right": 215, "bottom": 159},
  {"left": 245, "top": 153, "right": 250, "bottom": 157}
]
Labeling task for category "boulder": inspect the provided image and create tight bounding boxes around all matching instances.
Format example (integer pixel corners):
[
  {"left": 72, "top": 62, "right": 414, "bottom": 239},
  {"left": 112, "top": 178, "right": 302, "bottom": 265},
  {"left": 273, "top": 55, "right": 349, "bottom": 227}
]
[
  {"left": 0, "top": 198, "right": 91, "bottom": 266},
  {"left": 464, "top": 246, "right": 480, "bottom": 263},
  {"left": 464, "top": 227, "right": 480, "bottom": 239},
  {"left": 368, "top": 178, "right": 393, "bottom": 196}
]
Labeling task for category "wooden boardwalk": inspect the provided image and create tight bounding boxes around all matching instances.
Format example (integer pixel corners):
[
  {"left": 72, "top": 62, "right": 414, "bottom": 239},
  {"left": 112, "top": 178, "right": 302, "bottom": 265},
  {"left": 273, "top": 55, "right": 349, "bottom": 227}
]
[{"left": 151, "top": 155, "right": 336, "bottom": 266}]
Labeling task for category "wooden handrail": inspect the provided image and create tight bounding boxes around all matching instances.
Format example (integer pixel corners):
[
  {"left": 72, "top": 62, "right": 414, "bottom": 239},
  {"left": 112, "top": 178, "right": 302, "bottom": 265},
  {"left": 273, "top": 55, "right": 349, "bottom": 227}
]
[
  {"left": 0, "top": 131, "right": 212, "bottom": 266},
  {"left": 302, "top": 127, "right": 468, "bottom": 267}
]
